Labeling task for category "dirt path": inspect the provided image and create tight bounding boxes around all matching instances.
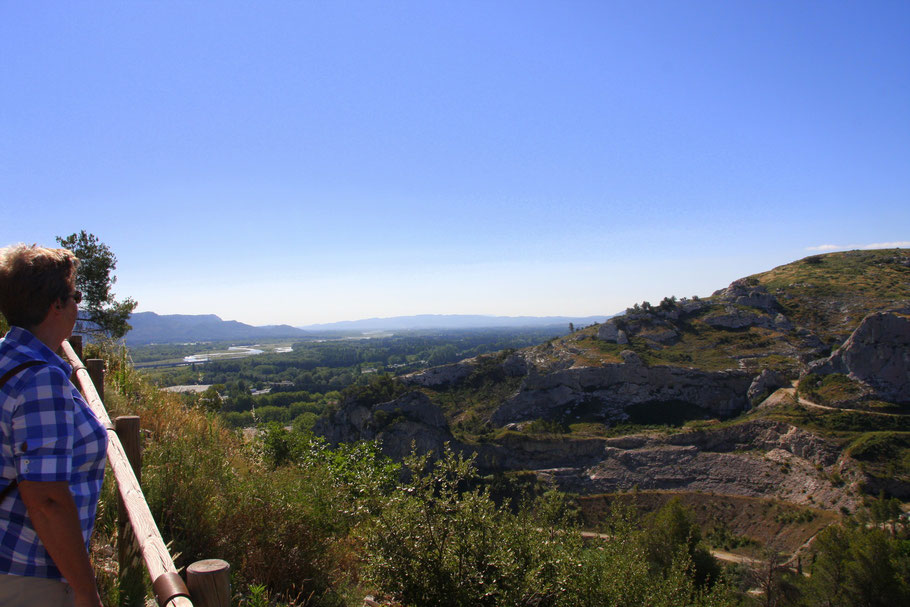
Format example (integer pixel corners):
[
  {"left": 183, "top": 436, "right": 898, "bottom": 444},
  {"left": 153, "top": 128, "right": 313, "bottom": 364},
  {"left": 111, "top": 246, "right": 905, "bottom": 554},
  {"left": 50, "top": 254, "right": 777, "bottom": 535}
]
[
  {"left": 580, "top": 530, "right": 767, "bottom": 566},
  {"left": 761, "top": 385, "right": 907, "bottom": 418}
]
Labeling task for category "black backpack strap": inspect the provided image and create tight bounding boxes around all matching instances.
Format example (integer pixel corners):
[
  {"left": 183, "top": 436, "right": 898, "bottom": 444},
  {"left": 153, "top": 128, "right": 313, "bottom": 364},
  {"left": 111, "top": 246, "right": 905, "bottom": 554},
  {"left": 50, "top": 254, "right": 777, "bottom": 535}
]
[
  {"left": 0, "top": 360, "right": 46, "bottom": 389},
  {"left": 0, "top": 360, "right": 47, "bottom": 503},
  {"left": 0, "top": 479, "right": 15, "bottom": 503}
]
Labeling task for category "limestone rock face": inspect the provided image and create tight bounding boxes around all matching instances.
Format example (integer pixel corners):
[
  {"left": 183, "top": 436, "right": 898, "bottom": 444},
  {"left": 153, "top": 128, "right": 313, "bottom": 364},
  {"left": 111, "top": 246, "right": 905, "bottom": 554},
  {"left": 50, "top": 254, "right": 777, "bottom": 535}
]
[
  {"left": 620, "top": 350, "right": 642, "bottom": 366},
  {"left": 533, "top": 420, "right": 859, "bottom": 512},
  {"left": 503, "top": 353, "right": 528, "bottom": 377},
  {"left": 714, "top": 279, "right": 780, "bottom": 312},
  {"left": 402, "top": 361, "right": 474, "bottom": 388},
  {"left": 678, "top": 298, "right": 709, "bottom": 314},
  {"left": 774, "top": 313, "right": 793, "bottom": 331},
  {"left": 810, "top": 311, "right": 910, "bottom": 404},
  {"left": 748, "top": 369, "right": 787, "bottom": 406},
  {"left": 642, "top": 328, "right": 679, "bottom": 345},
  {"left": 597, "top": 321, "right": 621, "bottom": 342},
  {"left": 597, "top": 320, "right": 630, "bottom": 344},
  {"left": 703, "top": 307, "right": 762, "bottom": 330},
  {"left": 475, "top": 434, "right": 608, "bottom": 471},
  {"left": 490, "top": 361, "right": 752, "bottom": 426},
  {"left": 315, "top": 391, "right": 455, "bottom": 460},
  {"left": 374, "top": 391, "right": 448, "bottom": 428},
  {"left": 703, "top": 305, "right": 787, "bottom": 331}
]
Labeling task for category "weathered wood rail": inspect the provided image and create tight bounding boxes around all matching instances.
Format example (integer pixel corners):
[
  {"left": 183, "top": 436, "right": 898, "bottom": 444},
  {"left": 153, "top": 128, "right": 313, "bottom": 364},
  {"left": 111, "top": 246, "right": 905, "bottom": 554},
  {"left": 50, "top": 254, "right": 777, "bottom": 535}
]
[{"left": 64, "top": 337, "right": 230, "bottom": 607}]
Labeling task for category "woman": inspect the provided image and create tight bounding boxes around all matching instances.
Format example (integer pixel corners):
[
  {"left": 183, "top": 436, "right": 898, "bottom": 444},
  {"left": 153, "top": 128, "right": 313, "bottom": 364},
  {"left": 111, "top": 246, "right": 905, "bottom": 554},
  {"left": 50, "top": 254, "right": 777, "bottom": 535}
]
[{"left": 0, "top": 244, "right": 107, "bottom": 607}]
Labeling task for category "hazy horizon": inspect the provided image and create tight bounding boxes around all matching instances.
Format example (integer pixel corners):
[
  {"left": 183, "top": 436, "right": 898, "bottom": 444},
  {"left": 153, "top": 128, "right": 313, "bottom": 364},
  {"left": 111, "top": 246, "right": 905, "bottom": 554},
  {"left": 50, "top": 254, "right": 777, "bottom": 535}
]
[
  {"left": 132, "top": 309, "right": 611, "bottom": 329},
  {"left": 3, "top": 2, "right": 908, "bottom": 326}
]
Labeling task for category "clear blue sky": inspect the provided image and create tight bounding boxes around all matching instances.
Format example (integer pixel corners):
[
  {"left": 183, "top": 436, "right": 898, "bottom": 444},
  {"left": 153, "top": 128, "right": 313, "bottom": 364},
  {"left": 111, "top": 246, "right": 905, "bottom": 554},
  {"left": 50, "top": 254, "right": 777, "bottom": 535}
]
[{"left": 2, "top": 1, "right": 908, "bottom": 326}]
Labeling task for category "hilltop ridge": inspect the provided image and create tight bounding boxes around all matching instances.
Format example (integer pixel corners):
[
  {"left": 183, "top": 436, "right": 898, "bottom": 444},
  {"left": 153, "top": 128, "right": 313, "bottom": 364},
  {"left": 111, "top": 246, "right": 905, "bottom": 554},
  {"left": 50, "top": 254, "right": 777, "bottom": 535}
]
[{"left": 317, "top": 249, "right": 910, "bottom": 519}]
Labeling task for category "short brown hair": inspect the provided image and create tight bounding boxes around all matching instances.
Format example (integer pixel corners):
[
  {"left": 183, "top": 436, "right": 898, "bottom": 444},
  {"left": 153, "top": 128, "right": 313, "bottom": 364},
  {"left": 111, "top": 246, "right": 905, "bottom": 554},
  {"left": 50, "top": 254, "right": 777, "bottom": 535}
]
[{"left": 0, "top": 244, "right": 79, "bottom": 329}]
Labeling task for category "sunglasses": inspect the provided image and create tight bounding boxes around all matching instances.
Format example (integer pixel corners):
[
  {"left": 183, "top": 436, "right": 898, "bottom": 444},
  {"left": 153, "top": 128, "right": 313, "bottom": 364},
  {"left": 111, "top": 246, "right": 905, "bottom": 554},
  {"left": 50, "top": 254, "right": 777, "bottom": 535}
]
[{"left": 64, "top": 290, "right": 83, "bottom": 305}]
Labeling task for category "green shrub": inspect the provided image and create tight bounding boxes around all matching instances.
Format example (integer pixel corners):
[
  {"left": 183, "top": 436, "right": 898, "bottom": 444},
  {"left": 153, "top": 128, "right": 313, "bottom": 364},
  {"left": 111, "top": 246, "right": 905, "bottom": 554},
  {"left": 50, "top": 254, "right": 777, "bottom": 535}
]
[
  {"left": 799, "top": 373, "right": 867, "bottom": 406},
  {"left": 362, "top": 448, "right": 735, "bottom": 606},
  {"left": 847, "top": 432, "right": 910, "bottom": 461},
  {"left": 641, "top": 498, "right": 721, "bottom": 588},
  {"left": 526, "top": 418, "right": 567, "bottom": 435},
  {"left": 796, "top": 524, "right": 910, "bottom": 605},
  {"left": 95, "top": 343, "right": 382, "bottom": 605}
]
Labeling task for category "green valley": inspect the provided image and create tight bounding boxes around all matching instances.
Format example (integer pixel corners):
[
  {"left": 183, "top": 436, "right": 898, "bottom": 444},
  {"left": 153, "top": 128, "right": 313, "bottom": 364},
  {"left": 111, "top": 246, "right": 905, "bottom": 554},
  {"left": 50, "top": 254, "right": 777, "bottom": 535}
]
[{"left": 82, "top": 248, "right": 910, "bottom": 605}]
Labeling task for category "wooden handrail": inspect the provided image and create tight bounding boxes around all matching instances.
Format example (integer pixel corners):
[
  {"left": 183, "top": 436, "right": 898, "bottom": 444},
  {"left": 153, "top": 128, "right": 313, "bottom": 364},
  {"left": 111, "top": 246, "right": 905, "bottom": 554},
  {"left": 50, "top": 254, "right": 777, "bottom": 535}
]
[{"left": 62, "top": 340, "right": 194, "bottom": 607}]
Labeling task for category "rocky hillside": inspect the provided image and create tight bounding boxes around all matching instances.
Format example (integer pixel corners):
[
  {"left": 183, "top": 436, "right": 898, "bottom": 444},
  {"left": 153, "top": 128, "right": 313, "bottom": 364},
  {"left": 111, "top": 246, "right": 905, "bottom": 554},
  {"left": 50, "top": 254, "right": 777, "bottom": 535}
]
[{"left": 316, "top": 249, "right": 910, "bottom": 515}]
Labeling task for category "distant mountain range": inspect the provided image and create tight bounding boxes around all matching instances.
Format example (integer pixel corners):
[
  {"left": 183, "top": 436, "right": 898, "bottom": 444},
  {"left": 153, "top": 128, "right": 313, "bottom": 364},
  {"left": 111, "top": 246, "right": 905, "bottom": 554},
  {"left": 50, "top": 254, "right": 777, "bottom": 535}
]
[
  {"left": 126, "top": 312, "right": 309, "bottom": 344},
  {"left": 297, "top": 314, "right": 607, "bottom": 332},
  {"left": 125, "top": 312, "right": 609, "bottom": 344}
]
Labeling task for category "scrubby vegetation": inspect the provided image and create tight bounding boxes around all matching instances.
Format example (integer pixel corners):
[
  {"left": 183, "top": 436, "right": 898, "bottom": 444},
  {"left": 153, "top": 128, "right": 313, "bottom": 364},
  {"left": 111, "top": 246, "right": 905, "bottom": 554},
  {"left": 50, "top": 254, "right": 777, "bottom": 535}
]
[
  {"left": 90, "top": 342, "right": 742, "bottom": 605},
  {"left": 754, "top": 249, "right": 910, "bottom": 344},
  {"left": 84, "top": 339, "right": 910, "bottom": 606},
  {"left": 364, "top": 451, "right": 735, "bottom": 606},
  {"left": 5, "top": 247, "right": 909, "bottom": 605},
  {"left": 755, "top": 401, "right": 910, "bottom": 435}
]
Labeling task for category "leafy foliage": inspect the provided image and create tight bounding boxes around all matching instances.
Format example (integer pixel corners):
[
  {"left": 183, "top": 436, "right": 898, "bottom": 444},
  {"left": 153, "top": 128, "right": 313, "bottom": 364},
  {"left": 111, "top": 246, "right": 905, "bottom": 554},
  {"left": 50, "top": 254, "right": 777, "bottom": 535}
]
[
  {"left": 341, "top": 373, "right": 408, "bottom": 407},
  {"left": 95, "top": 342, "right": 395, "bottom": 604},
  {"left": 56, "top": 231, "right": 137, "bottom": 339},
  {"left": 363, "top": 446, "right": 735, "bottom": 606},
  {"left": 795, "top": 524, "right": 910, "bottom": 606},
  {"left": 641, "top": 497, "right": 721, "bottom": 587},
  {"left": 81, "top": 247, "right": 910, "bottom": 605},
  {"left": 798, "top": 373, "right": 869, "bottom": 408}
]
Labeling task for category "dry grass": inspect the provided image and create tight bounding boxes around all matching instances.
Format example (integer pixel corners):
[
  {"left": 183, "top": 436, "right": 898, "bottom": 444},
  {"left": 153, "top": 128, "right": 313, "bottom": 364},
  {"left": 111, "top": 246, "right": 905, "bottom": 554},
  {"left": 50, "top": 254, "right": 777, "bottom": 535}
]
[
  {"left": 753, "top": 248, "right": 910, "bottom": 343},
  {"left": 90, "top": 343, "right": 364, "bottom": 606}
]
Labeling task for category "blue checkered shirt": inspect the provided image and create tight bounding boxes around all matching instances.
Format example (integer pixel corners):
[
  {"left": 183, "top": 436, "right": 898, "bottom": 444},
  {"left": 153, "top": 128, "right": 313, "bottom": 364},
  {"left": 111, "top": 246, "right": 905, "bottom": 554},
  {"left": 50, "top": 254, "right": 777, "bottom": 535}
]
[{"left": 0, "top": 327, "right": 108, "bottom": 580}]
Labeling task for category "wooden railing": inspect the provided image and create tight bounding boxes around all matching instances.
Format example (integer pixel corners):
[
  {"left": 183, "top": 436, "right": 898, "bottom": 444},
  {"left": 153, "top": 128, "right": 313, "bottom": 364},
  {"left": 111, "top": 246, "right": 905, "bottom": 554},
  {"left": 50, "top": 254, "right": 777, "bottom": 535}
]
[{"left": 64, "top": 337, "right": 230, "bottom": 607}]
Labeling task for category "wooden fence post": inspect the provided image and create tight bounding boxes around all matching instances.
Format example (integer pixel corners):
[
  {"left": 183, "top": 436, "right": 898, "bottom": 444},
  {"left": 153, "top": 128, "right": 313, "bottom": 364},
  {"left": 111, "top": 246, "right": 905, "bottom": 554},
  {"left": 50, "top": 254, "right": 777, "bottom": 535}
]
[
  {"left": 186, "top": 560, "right": 231, "bottom": 607},
  {"left": 115, "top": 416, "right": 144, "bottom": 607},
  {"left": 69, "top": 335, "right": 83, "bottom": 362},
  {"left": 87, "top": 358, "right": 104, "bottom": 403}
]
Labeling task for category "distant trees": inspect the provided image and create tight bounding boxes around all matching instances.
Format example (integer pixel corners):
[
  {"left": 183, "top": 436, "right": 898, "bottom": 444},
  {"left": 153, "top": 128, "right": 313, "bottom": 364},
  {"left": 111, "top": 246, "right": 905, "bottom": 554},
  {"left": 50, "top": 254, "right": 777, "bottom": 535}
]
[
  {"left": 197, "top": 385, "right": 225, "bottom": 412},
  {"left": 796, "top": 524, "right": 910, "bottom": 606},
  {"left": 426, "top": 344, "right": 458, "bottom": 366},
  {"left": 56, "top": 231, "right": 137, "bottom": 339},
  {"left": 627, "top": 301, "right": 652, "bottom": 315}
]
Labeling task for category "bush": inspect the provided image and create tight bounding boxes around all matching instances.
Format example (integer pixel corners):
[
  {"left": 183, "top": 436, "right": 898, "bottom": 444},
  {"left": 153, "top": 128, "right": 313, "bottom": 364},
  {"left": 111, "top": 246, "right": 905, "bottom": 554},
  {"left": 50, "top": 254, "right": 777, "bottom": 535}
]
[
  {"left": 362, "top": 447, "right": 735, "bottom": 606},
  {"left": 526, "top": 418, "right": 567, "bottom": 435},
  {"left": 363, "top": 448, "right": 570, "bottom": 606},
  {"left": 641, "top": 498, "right": 721, "bottom": 588},
  {"left": 96, "top": 343, "right": 386, "bottom": 605},
  {"left": 797, "top": 524, "right": 910, "bottom": 606},
  {"left": 93, "top": 342, "right": 738, "bottom": 606},
  {"left": 848, "top": 432, "right": 910, "bottom": 461},
  {"left": 798, "top": 373, "right": 867, "bottom": 407}
]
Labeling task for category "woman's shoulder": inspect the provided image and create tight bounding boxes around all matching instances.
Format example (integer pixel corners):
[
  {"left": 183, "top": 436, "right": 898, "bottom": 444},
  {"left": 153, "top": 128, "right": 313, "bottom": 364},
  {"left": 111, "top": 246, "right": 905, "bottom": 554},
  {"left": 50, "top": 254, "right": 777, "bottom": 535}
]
[{"left": 1, "top": 357, "right": 71, "bottom": 398}]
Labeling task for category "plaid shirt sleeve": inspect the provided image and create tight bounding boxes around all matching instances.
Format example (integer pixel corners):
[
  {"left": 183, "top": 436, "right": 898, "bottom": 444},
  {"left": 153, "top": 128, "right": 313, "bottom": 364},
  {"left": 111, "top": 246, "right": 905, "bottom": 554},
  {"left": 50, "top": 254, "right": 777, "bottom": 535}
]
[{"left": 9, "top": 366, "right": 75, "bottom": 483}]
